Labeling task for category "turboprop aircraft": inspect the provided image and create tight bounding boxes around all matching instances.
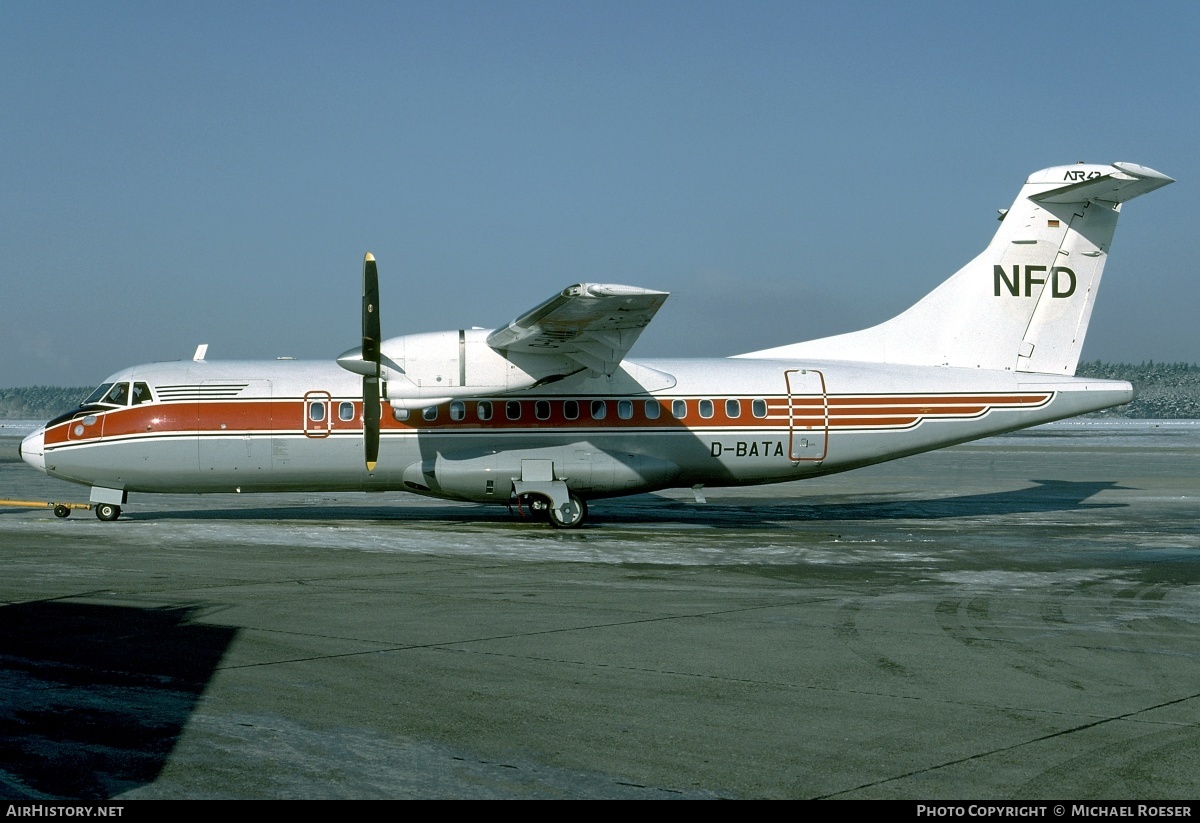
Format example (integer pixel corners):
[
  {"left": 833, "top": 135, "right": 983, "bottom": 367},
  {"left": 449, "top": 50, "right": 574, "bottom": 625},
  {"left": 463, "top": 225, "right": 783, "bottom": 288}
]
[{"left": 19, "top": 162, "right": 1173, "bottom": 527}]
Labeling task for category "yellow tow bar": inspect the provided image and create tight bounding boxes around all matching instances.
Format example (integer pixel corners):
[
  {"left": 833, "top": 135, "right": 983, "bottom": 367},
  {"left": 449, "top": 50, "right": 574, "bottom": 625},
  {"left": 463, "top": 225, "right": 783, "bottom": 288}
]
[{"left": 0, "top": 499, "right": 93, "bottom": 518}]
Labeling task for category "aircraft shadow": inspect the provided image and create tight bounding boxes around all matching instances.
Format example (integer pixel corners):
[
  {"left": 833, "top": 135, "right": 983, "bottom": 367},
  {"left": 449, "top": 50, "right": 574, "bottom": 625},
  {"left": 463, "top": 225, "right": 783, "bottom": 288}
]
[
  {"left": 132, "top": 502, "right": 506, "bottom": 523},
  {"left": 126, "top": 479, "right": 1126, "bottom": 529},
  {"left": 606, "top": 479, "right": 1128, "bottom": 528},
  {"left": 0, "top": 600, "right": 235, "bottom": 800}
]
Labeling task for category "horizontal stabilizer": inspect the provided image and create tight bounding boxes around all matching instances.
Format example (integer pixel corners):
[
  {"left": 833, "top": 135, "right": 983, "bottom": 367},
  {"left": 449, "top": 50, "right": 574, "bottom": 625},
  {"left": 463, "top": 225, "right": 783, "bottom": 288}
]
[{"left": 1029, "top": 162, "right": 1174, "bottom": 205}]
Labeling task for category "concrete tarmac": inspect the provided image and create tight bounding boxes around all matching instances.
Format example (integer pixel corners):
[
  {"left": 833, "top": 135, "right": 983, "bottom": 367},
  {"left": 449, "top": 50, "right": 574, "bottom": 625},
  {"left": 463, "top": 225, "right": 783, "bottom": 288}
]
[{"left": 1, "top": 422, "right": 1198, "bottom": 799}]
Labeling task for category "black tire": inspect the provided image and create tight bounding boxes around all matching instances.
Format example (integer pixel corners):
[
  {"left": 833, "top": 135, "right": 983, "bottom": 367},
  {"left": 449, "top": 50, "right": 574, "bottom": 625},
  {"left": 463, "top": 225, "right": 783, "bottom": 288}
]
[
  {"left": 53, "top": 505, "right": 71, "bottom": 518},
  {"left": 95, "top": 503, "right": 121, "bottom": 522},
  {"left": 547, "top": 494, "right": 587, "bottom": 529}
]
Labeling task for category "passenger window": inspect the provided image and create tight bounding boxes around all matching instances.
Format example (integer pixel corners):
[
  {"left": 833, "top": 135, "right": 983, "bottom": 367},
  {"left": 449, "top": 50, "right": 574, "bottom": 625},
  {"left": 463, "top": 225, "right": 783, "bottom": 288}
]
[
  {"left": 339, "top": 401, "right": 355, "bottom": 421},
  {"left": 506, "top": 400, "right": 522, "bottom": 420},
  {"left": 477, "top": 400, "right": 492, "bottom": 421},
  {"left": 617, "top": 399, "right": 633, "bottom": 420},
  {"left": 309, "top": 402, "right": 326, "bottom": 422},
  {"left": 422, "top": 406, "right": 438, "bottom": 421},
  {"left": 725, "top": 399, "right": 741, "bottom": 418},
  {"left": 752, "top": 399, "right": 768, "bottom": 418},
  {"left": 535, "top": 400, "right": 551, "bottom": 420},
  {"left": 672, "top": 399, "right": 687, "bottom": 419},
  {"left": 590, "top": 400, "right": 606, "bottom": 420},
  {"left": 131, "top": 382, "right": 153, "bottom": 405},
  {"left": 393, "top": 407, "right": 410, "bottom": 422},
  {"left": 644, "top": 400, "right": 661, "bottom": 420},
  {"left": 563, "top": 400, "right": 579, "bottom": 420},
  {"left": 699, "top": 399, "right": 714, "bottom": 418},
  {"left": 450, "top": 400, "right": 465, "bottom": 421}
]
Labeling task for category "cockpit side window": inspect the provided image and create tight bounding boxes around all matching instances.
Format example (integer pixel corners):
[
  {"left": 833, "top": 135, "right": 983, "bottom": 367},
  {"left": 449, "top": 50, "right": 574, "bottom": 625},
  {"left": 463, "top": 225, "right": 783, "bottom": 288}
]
[
  {"left": 131, "top": 382, "right": 154, "bottom": 405},
  {"left": 97, "top": 383, "right": 130, "bottom": 406}
]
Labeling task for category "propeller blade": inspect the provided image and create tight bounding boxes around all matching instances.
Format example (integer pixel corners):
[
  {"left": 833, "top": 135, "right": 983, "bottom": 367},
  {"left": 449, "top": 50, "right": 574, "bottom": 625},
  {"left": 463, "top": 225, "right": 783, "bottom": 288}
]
[
  {"left": 362, "top": 252, "right": 382, "bottom": 472},
  {"left": 364, "top": 374, "right": 380, "bottom": 472},
  {"left": 362, "top": 252, "right": 380, "bottom": 363}
]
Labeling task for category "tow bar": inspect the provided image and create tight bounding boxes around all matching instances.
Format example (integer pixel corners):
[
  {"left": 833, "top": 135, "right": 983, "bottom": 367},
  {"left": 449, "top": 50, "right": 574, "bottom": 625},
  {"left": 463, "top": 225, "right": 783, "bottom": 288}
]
[{"left": 0, "top": 499, "right": 93, "bottom": 518}]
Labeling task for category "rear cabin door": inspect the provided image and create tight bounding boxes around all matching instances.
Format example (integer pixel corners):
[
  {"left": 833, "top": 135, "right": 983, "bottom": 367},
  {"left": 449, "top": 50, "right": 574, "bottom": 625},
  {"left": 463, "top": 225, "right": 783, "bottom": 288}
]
[{"left": 785, "top": 369, "right": 828, "bottom": 462}]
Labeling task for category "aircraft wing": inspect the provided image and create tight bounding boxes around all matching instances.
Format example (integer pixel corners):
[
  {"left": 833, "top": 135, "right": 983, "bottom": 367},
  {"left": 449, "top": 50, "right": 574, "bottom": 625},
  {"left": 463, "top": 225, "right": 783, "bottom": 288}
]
[{"left": 487, "top": 283, "right": 669, "bottom": 376}]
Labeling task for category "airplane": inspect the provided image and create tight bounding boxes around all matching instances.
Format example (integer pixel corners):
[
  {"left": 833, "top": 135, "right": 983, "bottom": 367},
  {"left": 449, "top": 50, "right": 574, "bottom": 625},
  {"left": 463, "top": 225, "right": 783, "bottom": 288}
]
[{"left": 18, "top": 162, "right": 1174, "bottom": 528}]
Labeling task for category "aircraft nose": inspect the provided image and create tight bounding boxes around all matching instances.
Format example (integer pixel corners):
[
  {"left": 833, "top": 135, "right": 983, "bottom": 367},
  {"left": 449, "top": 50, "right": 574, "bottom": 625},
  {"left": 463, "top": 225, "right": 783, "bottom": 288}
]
[{"left": 20, "top": 427, "right": 46, "bottom": 474}]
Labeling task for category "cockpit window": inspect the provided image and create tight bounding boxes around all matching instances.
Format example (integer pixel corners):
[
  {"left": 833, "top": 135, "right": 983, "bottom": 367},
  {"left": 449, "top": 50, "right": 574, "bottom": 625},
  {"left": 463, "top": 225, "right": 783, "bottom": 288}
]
[
  {"left": 83, "top": 382, "right": 130, "bottom": 407},
  {"left": 82, "top": 383, "right": 115, "bottom": 406},
  {"left": 131, "top": 382, "right": 153, "bottom": 405},
  {"left": 104, "top": 383, "right": 130, "bottom": 405}
]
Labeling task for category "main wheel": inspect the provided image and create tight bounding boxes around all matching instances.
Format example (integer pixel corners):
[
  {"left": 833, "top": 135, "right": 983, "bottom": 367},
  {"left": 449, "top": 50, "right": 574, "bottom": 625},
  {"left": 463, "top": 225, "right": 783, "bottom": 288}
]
[
  {"left": 547, "top": 494, "right": 587, "bottom": 529},
  {"left": 95, "top": 503, "right": 121, "bottom": 522},
  {"left": 53, "top": 504, "right": 71, "bottom": 518},
  {"left": 526, "top": 496, "right": 550, "bottom": 520}
]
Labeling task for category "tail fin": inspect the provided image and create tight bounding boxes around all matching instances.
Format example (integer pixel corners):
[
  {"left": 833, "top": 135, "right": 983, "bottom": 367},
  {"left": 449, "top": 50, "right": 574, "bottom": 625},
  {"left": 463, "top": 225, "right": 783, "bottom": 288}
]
[{"left": 736, "top": 162, "right": 1173, "bottom": 375}]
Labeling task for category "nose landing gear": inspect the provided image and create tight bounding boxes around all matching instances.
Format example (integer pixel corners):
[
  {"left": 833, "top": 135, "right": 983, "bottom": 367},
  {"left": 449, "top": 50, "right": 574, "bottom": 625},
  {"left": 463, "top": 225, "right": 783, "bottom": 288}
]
[{"left": 95, "top": 503, "right": 121, "bottom": 522}]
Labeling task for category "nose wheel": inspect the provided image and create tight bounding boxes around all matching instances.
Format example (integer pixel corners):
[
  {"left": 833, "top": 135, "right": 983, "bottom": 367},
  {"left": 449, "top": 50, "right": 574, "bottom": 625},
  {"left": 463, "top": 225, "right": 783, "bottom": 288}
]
[{"left": 95, "top": 503, "right": 121, "bottom": 522}]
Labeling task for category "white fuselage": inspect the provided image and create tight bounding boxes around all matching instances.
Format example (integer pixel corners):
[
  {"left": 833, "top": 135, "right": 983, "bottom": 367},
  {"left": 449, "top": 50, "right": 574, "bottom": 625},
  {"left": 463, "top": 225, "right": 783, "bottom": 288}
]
[{"left": 19, "top": 355, "right": 1131, "bottom": 504}]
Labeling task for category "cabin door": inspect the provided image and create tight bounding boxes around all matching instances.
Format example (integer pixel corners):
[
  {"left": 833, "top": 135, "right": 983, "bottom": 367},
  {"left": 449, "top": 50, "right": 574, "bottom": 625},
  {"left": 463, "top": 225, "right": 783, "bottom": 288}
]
[{"left": 785, "top": 369, "right": 828, "bottom": 462}]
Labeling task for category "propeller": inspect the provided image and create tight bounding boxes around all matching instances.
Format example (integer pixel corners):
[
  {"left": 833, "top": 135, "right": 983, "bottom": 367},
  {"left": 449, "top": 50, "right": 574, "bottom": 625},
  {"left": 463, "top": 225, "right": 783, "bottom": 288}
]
[{"left": 361, "top": 253, "right": 381, "bottom": 471}]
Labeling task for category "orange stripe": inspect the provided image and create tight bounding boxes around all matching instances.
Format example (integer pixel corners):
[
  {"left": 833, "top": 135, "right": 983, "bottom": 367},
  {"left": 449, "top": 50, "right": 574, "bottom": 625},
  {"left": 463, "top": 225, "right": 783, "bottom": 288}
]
[
  {"left": 43, "top": 391, "right": 1053, "bottom": 442},
  {"left": 828, "top": 404, "right": 988, "bottom": 417},
  {"left": 830, "top": 416, "right": 920, "bottom": 428},
  {"left": 829, "top": 394, "right": 1048, "bottom": 406}
]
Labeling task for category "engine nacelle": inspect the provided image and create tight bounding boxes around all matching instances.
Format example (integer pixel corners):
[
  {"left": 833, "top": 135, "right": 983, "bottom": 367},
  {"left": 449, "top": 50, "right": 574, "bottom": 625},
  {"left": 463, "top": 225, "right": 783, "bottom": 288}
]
[{"left": 339, "top": 328, "right": 578, "bottom": 405}]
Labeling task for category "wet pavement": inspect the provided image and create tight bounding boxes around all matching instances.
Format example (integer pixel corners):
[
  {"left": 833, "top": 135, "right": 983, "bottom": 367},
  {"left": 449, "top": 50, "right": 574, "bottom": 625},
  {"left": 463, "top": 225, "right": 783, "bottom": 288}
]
[{"left": 1, "top": 421, "right": 1198, "bottom": 799}]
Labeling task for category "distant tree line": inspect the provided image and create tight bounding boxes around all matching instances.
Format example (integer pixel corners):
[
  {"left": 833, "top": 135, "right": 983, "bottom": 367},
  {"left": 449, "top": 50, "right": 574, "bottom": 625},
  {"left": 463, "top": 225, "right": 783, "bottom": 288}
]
[
  {"left": 0, "top": 386, "right": 92, "bottom": 420},
  {"left": 1075, "top": 361, "right": 1200, "bottom": 418},
  {"left": 1, "top": 363, "right": 1199, "bottom": 419}
]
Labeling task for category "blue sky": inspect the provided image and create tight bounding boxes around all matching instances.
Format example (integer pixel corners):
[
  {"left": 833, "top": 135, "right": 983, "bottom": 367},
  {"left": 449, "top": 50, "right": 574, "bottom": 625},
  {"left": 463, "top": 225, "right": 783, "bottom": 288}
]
[{"left": 1, "top": 1, "right": 1196, "bottom": 387}]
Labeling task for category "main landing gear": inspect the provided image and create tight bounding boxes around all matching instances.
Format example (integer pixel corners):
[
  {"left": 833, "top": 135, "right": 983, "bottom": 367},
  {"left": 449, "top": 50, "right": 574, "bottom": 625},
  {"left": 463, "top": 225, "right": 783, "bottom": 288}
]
[
  {"left": 517, "top": 492, "right": 588, "bottom": 529},
  {"left": 547, "top": 494, "right": 587, "bottom": 529}
]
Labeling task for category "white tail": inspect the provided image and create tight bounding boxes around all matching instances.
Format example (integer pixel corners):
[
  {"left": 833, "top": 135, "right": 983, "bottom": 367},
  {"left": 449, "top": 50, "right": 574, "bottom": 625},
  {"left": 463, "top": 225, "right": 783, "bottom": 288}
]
[{"left": 737, "top": 162, "right": 1173, "bottom": 375}]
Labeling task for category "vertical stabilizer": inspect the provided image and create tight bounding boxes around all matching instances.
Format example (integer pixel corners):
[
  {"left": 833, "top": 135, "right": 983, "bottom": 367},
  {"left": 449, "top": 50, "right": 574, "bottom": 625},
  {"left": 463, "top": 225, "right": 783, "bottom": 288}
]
[{"left": 736, "top": 162, "right": 1173, "bottom": 374}]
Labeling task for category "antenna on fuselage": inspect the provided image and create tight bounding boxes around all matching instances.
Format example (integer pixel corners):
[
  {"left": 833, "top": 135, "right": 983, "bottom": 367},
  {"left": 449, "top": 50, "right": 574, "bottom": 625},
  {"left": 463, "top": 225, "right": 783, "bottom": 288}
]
[{"left": 193, "top": 344, "right": 209, "bottom": 362}]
